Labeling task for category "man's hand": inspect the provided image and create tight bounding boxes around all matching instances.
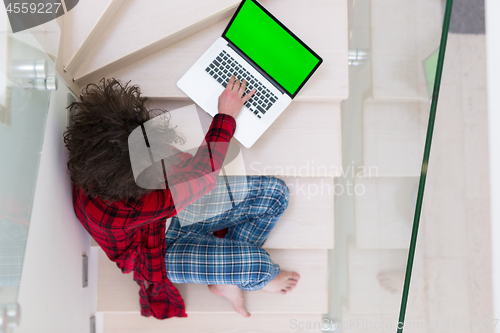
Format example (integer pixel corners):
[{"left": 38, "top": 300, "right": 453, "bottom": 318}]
[{"left": 218, "top": 75, "right": 256, "bottom": 119}]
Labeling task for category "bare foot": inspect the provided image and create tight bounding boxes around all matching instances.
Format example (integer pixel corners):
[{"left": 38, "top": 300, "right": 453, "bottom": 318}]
[
  {"left": 377, "top": 270, "right": 405, "bottom": 294},
  {"left": 208, "top": 284, "right": 250, "bottom": 317},
  {"left": 262, "top": 270, "right": 300, "bottom": 295}
]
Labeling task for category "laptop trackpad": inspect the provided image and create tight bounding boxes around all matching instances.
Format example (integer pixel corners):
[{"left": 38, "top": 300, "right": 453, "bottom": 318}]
[{"left": 204, "top": 87, "right": 225, "bottom": 115}]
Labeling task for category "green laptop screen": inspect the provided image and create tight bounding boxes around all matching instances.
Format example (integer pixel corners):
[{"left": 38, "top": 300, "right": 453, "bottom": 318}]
[{"left": 224, "top": 0, "right": 320, "bottom": 96}]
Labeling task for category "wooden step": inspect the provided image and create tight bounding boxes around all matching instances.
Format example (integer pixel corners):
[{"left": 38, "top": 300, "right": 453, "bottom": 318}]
[
  {"left": 266, "top": 177, "right": 334, "bottom": 249},
  {"left": 102, "top": 313, "right": 325, "bottom": 333},
  {"left": 91, "top": 176, "right": 334, "bottom": 250},
  {"left": 235, "top": 101, "right": 342, "bottom": 177},
  {"left": 347, "top": 244, "right": 425, "bottom": 315},
  {"left": 63, "top": 0, "right": 123, "bottom": 75},
  {"left": 145, "top": 99, "right": 342, "bottom": 177},
  {"left": 341, "top": 305, "right": 397, "bottom": 333},
  {"left": 71, "top": 0, "right": 241, "bottom": 83},
  {"left": 341, "top": 305, "right": 426, "bottom": 333},
  {"left": 348, "top": 244, "right": 405, "bottom": 314},
  {"left": 62, "top": 0, "right": 113, "bottom": 67},
  {"left": 98, "top": 248, "right": 328, "bottom": 314},
  {"left": 354, "top": 176, "right": 418, "bottom": 249},
  {"left": 371, "top": 0, "right": 442, "bottom": 99},
  {"left": 89, "top": 0, "right": 349, "bottom": 102},
  {"left": 363, "top": 98, "right": 428, "bottom": 177},
  {"left": 90, "top": 101, "right": 336, "bottom": 249}
]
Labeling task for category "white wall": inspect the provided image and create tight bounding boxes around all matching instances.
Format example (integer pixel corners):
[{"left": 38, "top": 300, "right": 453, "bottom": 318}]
[
  {"left": 486, "top": 0, "right": 500, "bottom": 332},
  {"left": 15, "top": 76, "right": 97, "bottom": 333}
]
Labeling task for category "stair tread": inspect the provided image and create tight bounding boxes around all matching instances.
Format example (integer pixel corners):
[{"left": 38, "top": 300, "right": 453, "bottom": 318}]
[
  {"left": 85, "top": 0, "right": 348, "bottom": 101},
  {"left": 91, "top": 176, "right": 334, "bottom": 250},
  {"left": 102, "top": 312, "right": 325, "bottom": 333},
  {"left": 72, "top": 0, "right": 240, "bottom": 80},
  {"left": 347, "top": 244, "right": 425, "bottom": 315},
  {"left": 266, "top": 177, "right": 334, "bottom": 249},
  {"left": 91, "top": 99, "right": 337, "bottom": 250},
  {"left": 363, "top": 98, "right": 428, "bottom": 177},
  {"left": 63, "top": 0, "right": 123, "bottom": 74},
  {"left": 98, "top": 248, "right": 328, "bottom": 313},
  {"left": 62, "top": 0, "right": 113, "bottom": 66},
  {"left": 355, "top": 176, "right": 418, "bottom": 249},
  {"left": 145, "top": 100, "right": 343, "bottom": 178}
]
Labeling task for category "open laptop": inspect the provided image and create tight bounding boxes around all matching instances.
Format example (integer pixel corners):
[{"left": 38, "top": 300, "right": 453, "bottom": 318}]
[{"left": 177, "top": 0, "right": 323, "bottom": 148}]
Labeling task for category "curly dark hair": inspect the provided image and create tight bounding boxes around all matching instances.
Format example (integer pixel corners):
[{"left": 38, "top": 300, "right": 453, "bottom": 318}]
[{"left": 63, "top": 78, "right": 183, "bottom": 203}]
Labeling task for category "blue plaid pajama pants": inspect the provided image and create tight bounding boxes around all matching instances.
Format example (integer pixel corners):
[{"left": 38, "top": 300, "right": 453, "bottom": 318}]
[{"left": 164, "top": 176, "right": 289, "bottom": 291}]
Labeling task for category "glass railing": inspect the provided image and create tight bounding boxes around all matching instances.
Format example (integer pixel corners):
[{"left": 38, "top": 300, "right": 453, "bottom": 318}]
[
  {"left": 402, "top": 0, "right": 492, "bottom": 332},
  {"left": 0, "top": 8, "right": 60, "bottom": 332},
  {"left": 326, "top": 0, "right": 462, "bottom": 332}
]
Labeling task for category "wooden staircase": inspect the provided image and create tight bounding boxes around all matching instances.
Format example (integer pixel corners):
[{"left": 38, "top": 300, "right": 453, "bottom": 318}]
[{"left": 58, "top": 0, "right": 348, "bottom": 331}]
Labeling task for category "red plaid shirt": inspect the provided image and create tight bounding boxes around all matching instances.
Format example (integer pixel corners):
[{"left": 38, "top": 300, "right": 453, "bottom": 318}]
[{"left": 73, "top": 114, "right": 235, "bottom": 319}]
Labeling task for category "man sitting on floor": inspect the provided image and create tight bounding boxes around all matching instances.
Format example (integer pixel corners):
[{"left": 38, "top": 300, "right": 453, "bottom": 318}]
[{"left": 64, "top": 77, "right": 300, "bottom": 319}]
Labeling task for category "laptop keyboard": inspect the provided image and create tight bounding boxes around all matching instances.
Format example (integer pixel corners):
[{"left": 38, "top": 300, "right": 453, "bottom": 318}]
[{"left": 205, "top": 50, "right": 278, "bottom": 119}]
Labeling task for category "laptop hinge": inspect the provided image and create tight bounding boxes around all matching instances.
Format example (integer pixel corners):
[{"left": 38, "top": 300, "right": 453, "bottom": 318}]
[{"left": 227, "top": 43, "right": 287, "bottom": 95}]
